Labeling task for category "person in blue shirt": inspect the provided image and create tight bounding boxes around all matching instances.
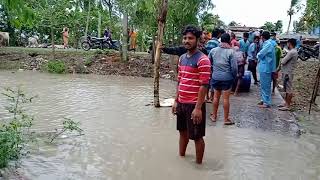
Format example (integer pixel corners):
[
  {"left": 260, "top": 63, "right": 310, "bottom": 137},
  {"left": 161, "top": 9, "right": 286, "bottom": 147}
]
[
  {"left": 296, "top": 36, "right": 302, "bottom": 49},
  {"left": 247, "top": 36, "right": 260, "bottom": 84},
  {"left": 257, "top": 31, "right": 276, "bottom": 108},
  {"left": 205, "top": 28, "right": 221, "bottom": 54},
  {"left": 205, "top": 28, "right": 222, "bottom": 102},
  {"left": 239, "top": 32, "right": 250, "bottom": 58},
  {"left": 248, "top": 28, "right": 254, "bottom": 43}
]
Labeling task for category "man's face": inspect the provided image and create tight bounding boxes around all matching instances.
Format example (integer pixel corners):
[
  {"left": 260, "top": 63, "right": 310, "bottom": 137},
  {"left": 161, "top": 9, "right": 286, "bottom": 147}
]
[
  {"left": 287, "top": 42, "right": 292, "bottom": 49},
  {"left": 244, "top": 36, "right": 248, "bottom": 41},
  {"left": 183, "top": 32, "right": 198, "bottom": 50}
]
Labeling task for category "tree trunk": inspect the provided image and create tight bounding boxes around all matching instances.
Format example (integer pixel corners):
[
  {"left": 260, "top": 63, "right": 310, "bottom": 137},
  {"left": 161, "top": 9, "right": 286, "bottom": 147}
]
[
  {"left": 85, "top": 1, "right": 91, "bottom": 37},
  {"left": 153, "top": 0, "right": 169, "bottom": 107},
  {"left": 98, "top": 11, "right": 101, "bottom": 38},
  {"left": 121, "top": 12, "right": 128, "bottom": 62},
  {"left": 287, "top": 15, "right": 292, "bottom": 34},
  {"left": 51, "top": 26, "right": 55, "bottom": 60},
  {"left": 151, "top": 35, "right": 155, "bottom": 64}
]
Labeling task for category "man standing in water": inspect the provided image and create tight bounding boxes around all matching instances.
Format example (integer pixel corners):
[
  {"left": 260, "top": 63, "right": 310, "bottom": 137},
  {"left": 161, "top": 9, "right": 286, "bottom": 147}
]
[
  {"left": 172, "top": 25, "right": 211, "bottom": 164},
  {"left": 257, "top": 31, "right": 276, "bottom": 108}
]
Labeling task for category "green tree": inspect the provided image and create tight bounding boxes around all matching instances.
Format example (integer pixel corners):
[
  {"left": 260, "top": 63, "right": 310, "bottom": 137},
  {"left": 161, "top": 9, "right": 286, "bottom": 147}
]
[
  {"left": 274, "top": 20, "right": 283, "bottom": 32},
  {"left": 287, "top": 0, "right": 301, "bottom": 34},
  {"left": 261, "top": 21, "right": 276, "bottom": 32},
  {"left": 200, "top": 12, "right": 225, "bottom": 31}
]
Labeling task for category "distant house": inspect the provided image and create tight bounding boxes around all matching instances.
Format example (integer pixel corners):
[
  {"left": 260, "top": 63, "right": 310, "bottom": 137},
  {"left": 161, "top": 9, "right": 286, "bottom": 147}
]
[
  {"left": 227, "top": 26, "right": 260, "bottom": 40},
  {"left": 279, "top": 33, "right": 319, "bottom": 46}
]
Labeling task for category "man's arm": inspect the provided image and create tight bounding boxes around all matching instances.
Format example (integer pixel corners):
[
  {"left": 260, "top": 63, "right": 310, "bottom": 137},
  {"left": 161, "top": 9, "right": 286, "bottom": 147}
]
[
  {"left": 257, "top": 42, "right": 271, "bottom": 61},
  {"left": 281, "top": 50, "right": 293, "bottom": 65},
  {"left": 172, "top": 58, "right": 181, "bottom": 114},
  {"left": 192, "top": 56, "right": 211, "bottom": 123},
  {"left": 162, "top": 46, "right": 187, "bottom": 56}
]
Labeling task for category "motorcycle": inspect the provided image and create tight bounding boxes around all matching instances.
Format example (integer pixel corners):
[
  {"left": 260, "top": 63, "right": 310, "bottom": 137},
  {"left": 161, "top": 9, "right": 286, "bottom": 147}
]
[
  {"left": 298, "top": 44, "right": 319, "bottom": 61},
  {"left": 81, "top": 36, "right": 119, "bottom": 51}
]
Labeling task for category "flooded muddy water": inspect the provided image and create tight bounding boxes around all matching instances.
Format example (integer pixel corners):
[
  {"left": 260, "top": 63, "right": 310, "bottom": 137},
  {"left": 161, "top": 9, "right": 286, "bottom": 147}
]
[{"left": 0, "top": 71, "right": 319, "bottom": 180}]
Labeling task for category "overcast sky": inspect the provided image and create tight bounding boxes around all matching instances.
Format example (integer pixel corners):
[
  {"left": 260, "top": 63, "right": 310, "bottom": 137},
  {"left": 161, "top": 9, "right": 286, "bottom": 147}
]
[{"left": 209, "top": 0, "right": 306, "bottom": 31}]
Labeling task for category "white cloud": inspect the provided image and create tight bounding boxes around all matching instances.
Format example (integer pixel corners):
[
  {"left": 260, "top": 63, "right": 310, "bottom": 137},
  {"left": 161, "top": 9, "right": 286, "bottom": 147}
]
[{"left": 209, "top": 0, "right": 306, "bottom": 31}]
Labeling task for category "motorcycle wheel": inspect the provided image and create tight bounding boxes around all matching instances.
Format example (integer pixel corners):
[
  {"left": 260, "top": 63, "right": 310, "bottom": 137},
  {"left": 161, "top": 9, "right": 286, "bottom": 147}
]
[
  {"left": 298, "top": 51, "right": 309, "bottom": 61},
  {"left": 81, "top": 41, "right": 91, "bottom": 51}
]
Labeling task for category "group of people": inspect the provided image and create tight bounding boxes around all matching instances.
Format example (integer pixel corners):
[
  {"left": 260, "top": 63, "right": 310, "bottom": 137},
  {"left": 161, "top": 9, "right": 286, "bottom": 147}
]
[{"left": 169, "top": 25, "right": 298, "bottom": 164}]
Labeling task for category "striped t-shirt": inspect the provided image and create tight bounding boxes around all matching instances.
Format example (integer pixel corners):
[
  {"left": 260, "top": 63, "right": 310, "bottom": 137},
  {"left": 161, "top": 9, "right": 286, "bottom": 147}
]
[{"left": 177, "top": 51, "right": 211, "bottom": 104}]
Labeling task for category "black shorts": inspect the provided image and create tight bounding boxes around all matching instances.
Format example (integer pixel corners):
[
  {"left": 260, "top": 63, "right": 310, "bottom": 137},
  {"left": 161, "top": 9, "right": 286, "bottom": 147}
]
[
  {"left": 176, "top": 103, "right": 206, "bottom": 140},
  {"left": 248, "top": 60, "right": 257, "bottom": 72},
  {"left": 211, "top": 79, "right": 234, "bottom": 91}
]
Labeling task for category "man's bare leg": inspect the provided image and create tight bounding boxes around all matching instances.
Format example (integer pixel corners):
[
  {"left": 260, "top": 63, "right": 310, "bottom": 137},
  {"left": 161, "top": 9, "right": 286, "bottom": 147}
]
[
  {"left": 234, "top": 79, "right": 241, "bottom": 96},
  {"left": 286, "top": 93, "right": 293, "bottom": 107},
  {"left": 211, "top": 90, "right": 221, "bottom": 121},
  {"left": 272, "top": 78, "right": 277, "bottom": 94},
  {"left": 179, "top": 130, "right": 189, "bottom": 156},
  {"left": 222, "top": 89, "right": 231, "bottom": 122},
  {"left": 195, "top": 138, "right": 205, "bottom": 164}
]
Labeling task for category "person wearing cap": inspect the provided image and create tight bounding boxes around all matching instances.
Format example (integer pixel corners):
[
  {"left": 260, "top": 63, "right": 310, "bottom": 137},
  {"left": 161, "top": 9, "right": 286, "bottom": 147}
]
[
  {"left": 248, "top": 28, "right": 255, "bottom": 43},
  {"left": 257, "top": 31, "right": 276, "bottom": 108}
]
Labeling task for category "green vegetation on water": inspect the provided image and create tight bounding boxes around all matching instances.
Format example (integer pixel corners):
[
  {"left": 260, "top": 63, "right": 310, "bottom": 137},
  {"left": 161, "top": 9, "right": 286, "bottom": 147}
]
[
  {"left": 47, "top": 60, "right": 66, "bottom": 74},
  {"left": 0, "top": 87, "right": 83, "bottom": 169}
]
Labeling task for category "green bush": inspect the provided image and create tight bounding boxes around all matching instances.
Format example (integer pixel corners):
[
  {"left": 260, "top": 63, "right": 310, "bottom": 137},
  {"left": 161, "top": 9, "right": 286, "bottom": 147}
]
[
  {"left": 0, "top": 87, "right": 35, "bottom": 168},
  {"left": 84, "top": 59, "right": 93, "bottom": 66},
  {"left": 47, "top": 60, "right": 66, "bottom": 74},
  {"left": 0, "top": 88, "right": 84, "bottom": 169}
]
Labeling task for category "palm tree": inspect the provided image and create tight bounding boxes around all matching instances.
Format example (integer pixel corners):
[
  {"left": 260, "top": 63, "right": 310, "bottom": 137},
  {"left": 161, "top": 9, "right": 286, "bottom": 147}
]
[{"left": 287, "top": 0, "right": 300, "bottom": 34}]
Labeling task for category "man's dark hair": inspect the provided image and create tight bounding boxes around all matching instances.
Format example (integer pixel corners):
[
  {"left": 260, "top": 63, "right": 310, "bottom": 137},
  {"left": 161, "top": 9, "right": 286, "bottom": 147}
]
[
  {"left": 212, "top": 28, "right": 220, "bottom": 38},
  {"left": 219, "top": 29, "right": 226, "bottom": 34},
  {"left": 254, "top": 36, "right": 260, "bottom": 41},
  {"left": 182, "top": 25, "right": 202, "bottom": 38},
  {"left": 288, "top": 38, "right": 297, "bottom": 47},
  {"left": 261, "top": 31, "right": 270, "bottom": 40},
  {"left": 271, "top": 32, "right": 276, "bottom": 37},
  {"left": 243, "top": 32, "right": 249, "bottom": 38},
  {"left": 221, "top": 33, "right": 231, "bottom": 43}
]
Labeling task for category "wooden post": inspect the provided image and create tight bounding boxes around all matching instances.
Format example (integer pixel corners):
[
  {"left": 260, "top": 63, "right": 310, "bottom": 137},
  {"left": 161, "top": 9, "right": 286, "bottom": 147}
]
[
  {"left": 151, "top": 35, "right": 155, "bottom": 64},
  {"left": 309, "top": 2, "right": 320, "bottom": 114},
  {"left": 85, "top": 1, "right": 91, "bottom": 37},
  {"left": 121, "top": 12, "right": 128, "bottom": 62},
  {"left": 309, "top": 65, "right": 320, "bottom": 114},
  {"left": 153, "top": 0, "right": 169, "bottom": 107},
  {"left": 98, "top": 11, "right": 101, "bottom": 38}
]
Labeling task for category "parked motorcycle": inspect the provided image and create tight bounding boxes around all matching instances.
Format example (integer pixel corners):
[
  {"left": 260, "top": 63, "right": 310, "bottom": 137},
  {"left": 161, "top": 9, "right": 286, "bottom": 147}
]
[
  {"left": 81, "top": 36, "right": 119, "bottom": 51},
  {"left": 298, "top": 44, "right": 319, "bottom": 61}
]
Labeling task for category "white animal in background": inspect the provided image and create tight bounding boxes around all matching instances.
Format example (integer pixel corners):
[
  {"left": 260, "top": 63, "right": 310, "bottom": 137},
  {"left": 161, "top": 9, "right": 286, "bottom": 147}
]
[
  {"left": 0, "top": 32, "right": 9, "bottom": 46},
  {"left": 28, "top": 36, "right": 39, "bottom": 48}
]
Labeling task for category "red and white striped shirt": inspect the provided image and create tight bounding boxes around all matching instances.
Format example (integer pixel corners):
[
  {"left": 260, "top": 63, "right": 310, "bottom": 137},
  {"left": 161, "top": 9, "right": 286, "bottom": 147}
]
[{"left": 177, "top": 51, "right": 211, "bottom": 104}]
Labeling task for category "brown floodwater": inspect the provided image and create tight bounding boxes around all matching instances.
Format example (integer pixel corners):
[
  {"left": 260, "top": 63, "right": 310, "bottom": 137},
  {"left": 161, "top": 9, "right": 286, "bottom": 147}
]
[{"left": 0, "top": 71, "right": 319, "bottom": 180}]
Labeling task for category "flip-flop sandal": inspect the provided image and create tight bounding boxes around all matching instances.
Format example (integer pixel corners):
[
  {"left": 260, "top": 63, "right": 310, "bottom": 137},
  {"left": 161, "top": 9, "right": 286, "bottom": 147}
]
[
  {"left": 257, "top": 101, "right": 263, "bottom": 105},
  {"left": 258, "top": 104, "right": 271, "bottom": 108},
  {"left": 224, "top": 121, "right": 235, "bottom": 126},
  {"left": 278, "top": 107, "right": 290, "bottom": 111},
  {"left": 277, "top": 104, "right": 285, "bottom": 108},
  {"left": 210, "top": 115, "right": 217, "bottom": 122}
]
